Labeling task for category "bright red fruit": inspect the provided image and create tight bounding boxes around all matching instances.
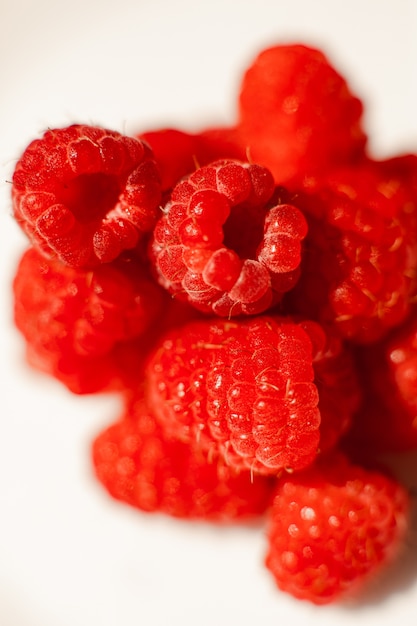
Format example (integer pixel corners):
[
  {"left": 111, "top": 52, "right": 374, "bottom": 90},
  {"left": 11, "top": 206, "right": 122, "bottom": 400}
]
[
  {"left": 151, "top": 160, "right": 307, "bottom": 316},
  {"left": 13, "top": 247, "right": 165, "bottom": 394},
  {"left": 345, "top": 310, "right": 417, "bottom": 455},
  {"left": 285, "top": 156, "right": 417, "bottom": 343},
  {"left": 138, "top": 128, "right": 200, "bottom": 193},
  {"left": 145, "top": 316, "right": 358, "bottom": 475},
  {"left": 306, "top": 322, "right": 361, "bottom": 453},
  {"left": 265, "top": 453, "right": 409, "bottom": 604},
  {"left": 12, "top": 125, "right": 162, "bottom": 267},
  {"left": 92, "top": 394, "right": 276, "bottom": 521},
  {"left": 137, "top": 126, "right": 246, "bottom": 193},
  {"left": 237, "top": 44, "right": 366, "bottom": 186}
]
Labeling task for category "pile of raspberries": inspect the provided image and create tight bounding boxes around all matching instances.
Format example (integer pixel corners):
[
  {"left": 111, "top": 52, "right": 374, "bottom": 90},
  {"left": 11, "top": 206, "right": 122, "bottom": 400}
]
[{"left": 10, "top": 43, "right": 417, "bottom": 605}]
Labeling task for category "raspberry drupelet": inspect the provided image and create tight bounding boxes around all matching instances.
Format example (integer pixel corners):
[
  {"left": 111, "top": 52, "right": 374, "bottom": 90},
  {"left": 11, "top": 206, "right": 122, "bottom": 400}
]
[
  {"left": 265, "top": 452, "right": 410, "bottom": 604},
  {"left": 145, "top": 315, "right": 359, "bottom": 475},
  {"left": 12, "top": 124, "right": 162, "bottom": 267},
  {"left": 92, "top": 394, "right": 276, "bottom": 521},
  {"left": 150, "top": 159, "right": 308, "bottom": 316}
]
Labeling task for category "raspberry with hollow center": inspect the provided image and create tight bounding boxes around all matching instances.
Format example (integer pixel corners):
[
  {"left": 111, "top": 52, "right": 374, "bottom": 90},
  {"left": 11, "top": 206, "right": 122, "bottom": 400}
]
[
  {"left": 150, "top": 160, "right": 307, "bottom": 316},
  {"left": 145, "top": 315, "right": 347, "bottom": 475},
  {"left": 265, "top": 452, "right": 409, "bottom": 604},
  {"left": 12, "top": 124, "right": 162, "bottom": 267},
  {"left": 92, "top": 394, "right": 276, "bottom": 521}
]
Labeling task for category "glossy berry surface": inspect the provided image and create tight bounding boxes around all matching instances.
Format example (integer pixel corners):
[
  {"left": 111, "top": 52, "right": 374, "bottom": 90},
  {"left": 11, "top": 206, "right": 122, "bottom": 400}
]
[
  {"left": 92, "top": 394, "right": 276, "bottom": 521},
  {"left": 151, "top": 160, "right": 307, "bottom": 316},
  {"left": 146, "top": 316, "right": 327, "bottom": 475},
  {"left": 12, "top": 124, "right": 162, "bottom": 267},
  {"left": 265, "top": 453, "right": 409, "bottom": 604}
]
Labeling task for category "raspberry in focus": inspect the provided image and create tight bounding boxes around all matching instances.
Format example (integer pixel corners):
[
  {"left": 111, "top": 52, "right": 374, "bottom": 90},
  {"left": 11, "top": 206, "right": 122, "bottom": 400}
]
[
  {"left": 151, "top": 160, "right": 308, "bottom": 316},
  {"left": 145, "top": 316, "right": 327, "bottom": 475},
  {"left": 12, "top": 124, "right": 162, "bottom": 267}
]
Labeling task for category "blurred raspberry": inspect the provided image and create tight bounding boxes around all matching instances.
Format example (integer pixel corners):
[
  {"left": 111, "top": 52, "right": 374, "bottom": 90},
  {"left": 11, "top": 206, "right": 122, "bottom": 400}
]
[
  {"left": 237, "top": 44, "right": 367, "bottom": 186},
  {"left": 138, "top": 126, "right": 245, "bottom": 193},
  {"left": 145, "top": 315, "right": 358, "bottom": 475},
  {"left": 92, "top": 394, "right": 276, "bottom": 521},
  {"left": 13, "top": 247, "right": 165, "bottom": 393},
  {"left": 284, "top": 156, "right": 417, "bottom": 342},
  {"left": 265, "top": 452, "right": 409, "bottom": 604}
]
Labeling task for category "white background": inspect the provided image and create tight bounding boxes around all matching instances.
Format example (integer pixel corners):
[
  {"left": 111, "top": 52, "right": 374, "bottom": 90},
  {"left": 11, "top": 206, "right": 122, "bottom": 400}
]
[{"left": 1, "top": 1, "right": 417, "bottom": 625}]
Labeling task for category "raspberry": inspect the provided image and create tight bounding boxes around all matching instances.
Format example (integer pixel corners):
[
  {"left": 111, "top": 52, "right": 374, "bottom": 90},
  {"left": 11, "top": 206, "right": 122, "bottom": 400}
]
[
  {"left": 345, "top": 312, "right": 417, "bottom": 454},
  {"left": 150, "top": 160, "right": 307, "bottom": 316},
  {"left": 284, "top": 156, "right": 417, "bottom": 342},
  {"left": 92, "top": 394, "right": 276, "bottom": 521},
  {"left": 13, "top": 247, "right": 165, "bottom": 394},
  {"left": 137, "top": 126, "right": 245, "bottom": 194},
  {"left": 265, "top": 452, "right": 409, "bottom": 604},
  {"left": 237, "top": 44, "right": 366, "bottom": 186},
  {"left": 145, "top": 315, "right": 358, "bottom": 475},
  {"left": 194, "top": 126, "right": 247, "bottom": 165},
  {"left": 12, "top": 125, "right": 162, "bottom": 267},
  {"left": 303, "top": 321, "right": 361, "bottom": 453},
  {"left": 137, "top": 128, "right": 200, "bottom": 193}
]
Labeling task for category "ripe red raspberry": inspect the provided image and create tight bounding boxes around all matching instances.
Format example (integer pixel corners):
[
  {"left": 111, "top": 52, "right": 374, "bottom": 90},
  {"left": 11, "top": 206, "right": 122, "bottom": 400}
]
[
  {"left": 237, "top": 44, "right": 367, "bottom": 186},
  {"left": 92, "top": 394, "right": 276, "bottom": 521},
  {"left": 285, "top": 156, "right": 417, "bottom": 343},
  {"left": 303, "top": 321, "right": 361, "bottom": 453},
  {"left": 150, "top": 160, "right": 308, "bottom": 316},
  {"left": 145, "top": 316, "right": 358, "bottom": 475},
  {"left": 345, "top": 312, "right": 417, "bottom": 455},
  {"left": 194, "top": 126, "right": 247, "bottom": 165},
  {"left": 12, "top": 125, "right": 162, "bottom": 267},
  {"left": 137, "top": 128, "right": 199, "bottom": 194},
  {"left": 137, "top": 126, "right": 245, "bottom": 193},
  {"left": 265, "top": 453, "right": 409, "bottom": 604},
  {"left": 12, "top": 247, "right": 165, "bottom": 394}
]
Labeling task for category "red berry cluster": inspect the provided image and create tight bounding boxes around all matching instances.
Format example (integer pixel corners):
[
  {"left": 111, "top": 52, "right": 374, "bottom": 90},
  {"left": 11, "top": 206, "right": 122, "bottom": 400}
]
[{"left": 10, "top": 43, "right": 417, "bottom": 605}]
